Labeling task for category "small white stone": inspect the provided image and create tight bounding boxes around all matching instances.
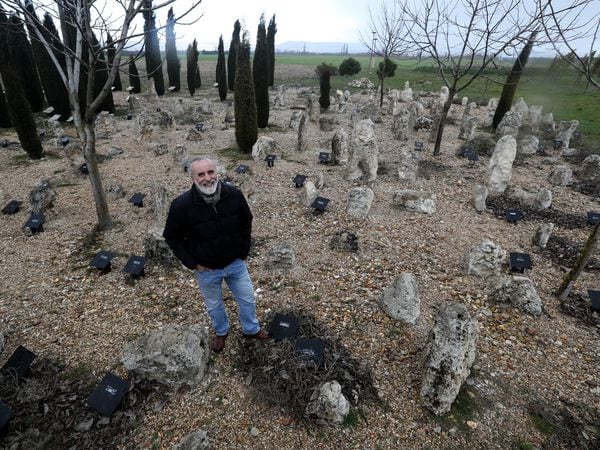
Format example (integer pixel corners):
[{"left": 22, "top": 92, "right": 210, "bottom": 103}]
[{"left": 250, "top": 427, "right": 260, "bottom": 437}]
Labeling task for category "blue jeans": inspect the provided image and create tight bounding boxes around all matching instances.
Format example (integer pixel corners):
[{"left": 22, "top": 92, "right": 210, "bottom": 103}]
[{"left": 194, "top": 259, "right": 260, "bottom": 336}]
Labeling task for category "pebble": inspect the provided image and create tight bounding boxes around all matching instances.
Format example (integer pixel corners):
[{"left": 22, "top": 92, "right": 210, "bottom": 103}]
[
  {"left": 250, "top": 427, "right": 260, "bottom": 437},
  {"left": 466, "top": 420, "right": 478, "bottom": 429}
]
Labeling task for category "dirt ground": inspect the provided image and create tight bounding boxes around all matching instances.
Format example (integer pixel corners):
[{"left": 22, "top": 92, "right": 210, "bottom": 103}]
[{"left": 0, "top": 62, "right": 599, "bottom": 449}]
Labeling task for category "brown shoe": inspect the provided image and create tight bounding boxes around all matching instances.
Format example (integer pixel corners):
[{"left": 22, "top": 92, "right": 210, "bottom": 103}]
[
  {"left": 212, "top": 333, "right": 228, "bottom": 353},
  {"left": 243, "top": 329, "right": 271, "bottom": 340}
]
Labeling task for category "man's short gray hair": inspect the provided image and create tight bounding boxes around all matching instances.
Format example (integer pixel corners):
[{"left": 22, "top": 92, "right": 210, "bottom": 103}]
[{"left": 189, "top": 156, "right": 219, "bottom": 178}]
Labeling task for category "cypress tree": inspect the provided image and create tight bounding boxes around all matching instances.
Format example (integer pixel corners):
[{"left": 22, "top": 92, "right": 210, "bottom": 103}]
[
  {"left": 316, "top": 63, "right": 336, "bottom": 109},
  {"left": 92, "top": 34, "right": 114, "bottom": 113},
  {"left": 165, "top": 7, "right": 180, "bottom": 91},
  {"left": 107, "top": 33, "right": 122, "bottom": 91},
  {"left": 253, "top": 15, "right": 269, "bottom": 128},
  {"left": 0, "top": 80, "right": 11, "bottom": 128},
  {"left": 186, "top": 40, "right": 198, "bottom": 96},
  {"left": 194, "top": 62, "right": 201, "bottom": 88},
  {"left": 61, "top": 3, "right": 89, "bottom": 112},
  {"left": 234, "top": 32, "right": 257, "bottom": 152},
  {"left": 9, "top": 14, "right": 45, "bottom": 112},
  {"left": 267, "top": 14, "right": 277, "bottom": 87},
  {"left": 216, "top": 35, "right": 227, "bottom": 101},
  {"left": 129, "top": 57, "right": 141, "bottom": 93},
  {"left": 143, "top": 0, "right": 165, "bottom": 95},
  {"left": 0, "top": 11, "right": 43, "bottom": 158},
  {"left": 227, "top": 20, "right": 241, "bottom": 91}
]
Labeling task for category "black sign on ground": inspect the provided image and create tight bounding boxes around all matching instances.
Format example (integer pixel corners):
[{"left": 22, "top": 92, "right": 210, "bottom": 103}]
[
  {"left": 126, "top": 113, "right": 132, "bottom": 120},
  {"left": 1, "top": 140, "right": 8, "bottom": 148},
  {"left": 265, "top": 154, "right": 276, "bottom": 168},
  {"left": 79, "top": 163, "right": 89, "bottom": 175},
  {"left": 87, "top": 372, "right": 129, "bottom": 417},
  {"left": 60, "top": 136, "right": 70, "bottom": 147},
  {"left": 587, "top": 211, "right": 600, "bottom": 226},
  {"left": 234, "top": 164, "right": 249, "bottom": 175},
  {"left": 311, "top": 196, "right": 330, "bottom": 213},
  {"left": 509, "top": 252, "right": 532, "bottom": 273},
  {"left": 24, "top": 213, "right": 44, "bottom": 234},
  {"left": 90, "top": 250, "right": 114, "bottom": 274},
  {"left": 123, "top": 255, "right": 146, "bottom": 278},
  {"left": 195, "top": 123, "right": 204, "bottom": 132},
  {"left": 553, "top": 139, "right": 563, "bottom": 150},
  {"left": 269, "top": 314, "right": 300, "bottom": 341},
  {"left": 295, "top": 338, "right": 325, "bottom": 367},
  {"left": 505, "top": 209, "right": 523, "bottom": 223},
  {"left": 293, "top": 174, "right": 307, "bottom": 188},
  {"left": 467, "top": 150, "right": 479, "bottom": 162},
  {"left": 588, "top": 289, "right": 600, "bottom": 312},
  {"left": 0, "top": 400, "right": 12, "bottom": 432},
  {"left": 414, "top": 141, "right": 424, "bottom": 151},
  {"left": 318, "top": 152, "right": 331, "bottom": 163},
  {"left": 129, "top": 193, "right": 145, "bottom": 207},
  {"left": 2, "top": 200, "right": 22, "bottom": 215},
  {"left": 1, "top": 345, "right": 36, "bottom": 383}
]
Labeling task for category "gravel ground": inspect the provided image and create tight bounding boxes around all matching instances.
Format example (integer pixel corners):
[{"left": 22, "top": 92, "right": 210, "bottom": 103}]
[{"left": 0, "top": 62, "right": 599, "bottom": 449}]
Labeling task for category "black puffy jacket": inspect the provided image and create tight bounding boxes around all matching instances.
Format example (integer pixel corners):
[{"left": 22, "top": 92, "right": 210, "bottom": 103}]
[{"left": 163, "top": 182, "right": 252, "bottom": 270}]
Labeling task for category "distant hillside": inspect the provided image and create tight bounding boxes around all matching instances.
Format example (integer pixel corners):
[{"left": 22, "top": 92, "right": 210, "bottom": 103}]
[{"left": 276, "top": 41, "right": 368, "bottom": 54}]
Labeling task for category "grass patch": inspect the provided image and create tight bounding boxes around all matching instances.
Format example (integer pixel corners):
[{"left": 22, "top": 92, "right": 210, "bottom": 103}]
[
  {"left": 342, "top": 408, "right": 360, "bottom": 428},
  {"left": 434, "top": 385, "right": 486, "bottom": 432},
  {"left": 216, "top": 146, "right": 253, "bottom": 162}
]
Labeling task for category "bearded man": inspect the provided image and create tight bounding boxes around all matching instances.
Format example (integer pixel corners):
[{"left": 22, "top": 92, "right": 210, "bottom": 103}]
[{"left": 163, "top": 157, "right": 270, "bottom": 352}]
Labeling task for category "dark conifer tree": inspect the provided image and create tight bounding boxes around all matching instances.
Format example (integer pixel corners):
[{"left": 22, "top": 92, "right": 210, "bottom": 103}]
[
  {"left": 107, "top": 33, "right": 122, "bottom": 91},
  {"left": 194, "top": 62, "right": 201, "bottom": 88},
  {"left": 227, "top": 20, "right": 241, "bottom": 91},
  {"left": 186, "top": 41, "right": 198, "bottom": 96},
  {"left": 267, "top": 14, "right": 277, "bottom": 87},
  {"left": 0, "top": 81, "right": 11, "bottom": 128},
  {"left": 234, "top": 32, "right": 257, "bottom": 152},
  {"left": 253, "top": 15, "right": 270, "bottom": 128},
  {"left": 129, "top": 57, "right": 141, "bottom": 93},
  {"left": 143, "top": 0, "right": 165, "bottom": 95},
  {"left": 92, "top": 34, "right": 114, "bottom": 113},
  {"left": 9, "top": 14, "right": 44, "bottom": 112},
  {"left": 0, "top": 11, "right": 43, "bottom": 158},
  {"left": 216, "top": 35, "right": 227, "bottom": 101},
  {"left": 316, "top": 63, "right": 336, "bottom": 109},
  {"left": 165, "top": 7, "right": 181, "bottom": 91}
]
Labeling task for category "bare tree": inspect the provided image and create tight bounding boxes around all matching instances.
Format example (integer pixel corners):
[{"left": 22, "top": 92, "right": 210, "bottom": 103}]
[
  {"left": 2, "top": 0, "right": 202, "bottom": 230},
  {"left": 398, "top": 0, "right": 540, "bottom": 155},
  {"left": 537, "top": 0, "right": 600, "bottom": 89}
]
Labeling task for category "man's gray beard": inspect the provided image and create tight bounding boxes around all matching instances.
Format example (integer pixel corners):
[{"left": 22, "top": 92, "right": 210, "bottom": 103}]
[{"left": 195, "top": 180, "right": 218, "bottom": 195}]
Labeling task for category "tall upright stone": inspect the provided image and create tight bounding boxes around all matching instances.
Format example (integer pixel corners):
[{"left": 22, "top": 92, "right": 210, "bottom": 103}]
[
  {"left": 345, "top": 119, "right": 378, "bottom": 184},
  {"left": 487, "top": 135, "right": 517, "bottom": 193},
  {"left": 555, "top": 120, "right": 579, "bottom": 149},
  {"left": 331, "top": 128, "right": 349, "bottom": 165}
]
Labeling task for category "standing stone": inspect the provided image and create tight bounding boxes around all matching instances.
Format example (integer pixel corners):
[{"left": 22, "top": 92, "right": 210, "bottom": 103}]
[
  {"left": 517, "top": 135, "right": 539, "bottom": 155},
  {"left": 397, "top": 148, "right": 420, "bottom": 183},
  {"left": 392, "top": 106, "right": 411, "bottom": 141},
  {"left": 305, "top": 381, "right": 349, "bottom": 424},
  {"left": 345, "top": 119, "right": 378, "bottom": 183},
  {"left": 173, "top": 430, "right": 209, "bottom": 450},
  {"left": 534, "top": 188, "right": 553, "bottom": 210},
  {"left": 532, "top": 223, "right": 554, "bottom": 249},
  {"left": 555, "top": 120, "right": 579, "bottom": 149},
  {"left": 331, "top": 128, "right": 349, "bottom": 165},
  {"left": 488, "top": 276, "right": 542, "bottom": 316},
  {"left": 541, "top": 113, "right": 554, "bottom": 130},
  {"left": 439, "top": 86, "right": 449, "bottom": 104},
  {"left": 466, "top": 240, "right": 505, "bottom": 278},
  {"left": 121, "top": 324, "right": 209, "bottom": 388},
  {"left": 511, "top": 97, "right": 529, "bottom": 117},
  {"left": 400, "top": 81, "right": 413, "bottom": 102},
  {"left": 387, "top": 90, "right": 399, "bottom": 115},
  {"left": 392, "top": 190, "right": 436, "bottom": 214},
  {"left": 484, "top": 98, "right": 499, "bottom": 127},
  {"left": 528, "top": 105, "right": 543, "bottom": 131},
  {"left": 274, "top": 85, "right": 287, "bottom": 108},
  {"left": 251, "top": 136, "right": 277, "bottom": 161},
  {"left": 29, "top": 179, "right": 57, "bottom": 214},
  {"left": 420, "top": 302, "right": 478, "bottom": 416},
  {"left": 266, "top": 242, "right": 295, "bottom": 270},
  {"left": 296, "top": 112, "right": 308, "bottom": 152},
  {"left": 575, "top": 154, "right": 600, "bottom": 192},
  {"left": 458, "top": 116, "right": 478, "bottom": 141},
  {"left": 461, "top": 97, "right": 468, "bottom": 106},
  {"left": 487, "top": 135, "right": 517, "bottom": 193},
  {"left": 346, "top": 187, "right": 374, "bottom": 217},
  {"left": 95, "top": 112, "right": 117, "bottom": 139},
  {"left": 308, "top": 93, "right": 320, "bottom": 123},
  {"left": 379, "top": 273, "right": 420, "bottom": 324},
  {"left": 472, "top": 185, "right": 488, "bottom": 212},
  {"left": 144, "top": 227, "right": 179, "bottom": 267},
  {"left": 302, "top": 181, "right": 318, "bottom": 207},
  {"left": 496, "top": 111, "right": 522, "bottom": 137},
  {"left": 289, "top": 110, "right": 303, "bottom": 130},
  {"left": 548, "top": 166, "right": 573, "bottom": 186}
]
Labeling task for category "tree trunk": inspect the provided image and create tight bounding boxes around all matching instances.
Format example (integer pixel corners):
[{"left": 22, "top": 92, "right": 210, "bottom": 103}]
[
  {"left": 379, "top": 73, "right": 385, "bottom": 107},
  {"left": 492, "top": 31, "right": 537, "bottom": 129},
  {"left": 557, "top": 221, "right": 600, "bottom": 300},
  {"left": 432, "top": 93, "right": 454, "bottom": 156},
  {"left": 83, "top": 122, "right": 112, "bottom": 229}
]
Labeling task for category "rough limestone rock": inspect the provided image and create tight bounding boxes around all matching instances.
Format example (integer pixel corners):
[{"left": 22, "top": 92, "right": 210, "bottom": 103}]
[
  {"left": 289, "top": 110, "right": 303, "bottom": 129},
  {"left": 420, "top": 302, "right": 478, "bottom": 416},
  {"left": 144, "top": 228, "right": 179, "bottom": 267},
  {"left": 488, "top": 276, "right": 542, "bottom": 316},
  {"left": 466, "top": 240, "right": 506, "bottom": 278},
  {"left": 251, "top": 136, "right": 277, "bottom": 161},
  {"left": 392, "top": 190, "right": 436, "bottom": 214},
  {"left": 122, "top": 324, "right": 209, "bottom": 388},
  {"left": 29, "top": 179, "right": 57, "bottom": 214},
  {"left": 458, "top": 116, "right": 478, "bottom": 141},
  {"left": 95, "top": 111, "right": 117, "bottom": 139},
  {"left": 548, "top": 166, "right": 573, "bottom": 186},
  {"left": 308, "top": 94, "right": 320, "bottom": 123},
  {"left": 487, "top": 135, "right": 517, "bottom": 193},
  {"left": 532, "top": 223, "right": 554, "bottom": 249},
  {"left": 528, "top": 105, "right": 543, "bottom": 130},
  {"left": 329, "top": 231, "right": 358, "bottom": 252},
  {"left": 172, "top": 430, "right": 209, "bottom": 450},
  {"left": 397, "top": 148, "right": 420, "bottom": 183},
  {"left": 345, "top": 119, "right": 378, "bottom": 183},
  {"left": 138, "top": 108, "right": 175, "bottom": 131},
  {"left": 331, "top": 128, "right": 349, "bottom": 165},
  {"left": 506, "top": 186, "right": 552, "bottom": 210},
  {"left": 266, "top": 242, "right": 295, "bottom": 270},
  {"left": 301, "top": 181, "right": 318, "bottom": 207},
  {"left": 379, "top": 273, "right": 420, "bottom": 324},
  {"left": 575, "top": 154, "right": 600, "bottom": 192},
  {"left": 496, "top": 111, "right": 522, "bottom": 137},
  {"left": 392, "top": 106, "right": 411, "bottom": 141},
  {"left": 511, "top": 97, "right": 529, "bottom": 117},
  {"left": 296, "top": 112, "right": 308, "bottom": 152},
  {"left": 305, "top": 381, "right": 349, "bottom": 424},
  {"left": 346, "top": 187, "right": 374, "bottom": 217},
  {"left": 555, "top": 120, "right": 579, "bottom": 149},
  {"left": 472, "top": 184, "right": 488, "bottom": 212},
  {"left": 517, "top": 135, "right": 539, "bottom": 155}
]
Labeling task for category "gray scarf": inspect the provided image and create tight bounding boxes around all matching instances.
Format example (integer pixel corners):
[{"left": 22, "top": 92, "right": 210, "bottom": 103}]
[{"left": 198, "top": 180, "right": 222, "bottom": 205}]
